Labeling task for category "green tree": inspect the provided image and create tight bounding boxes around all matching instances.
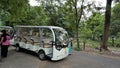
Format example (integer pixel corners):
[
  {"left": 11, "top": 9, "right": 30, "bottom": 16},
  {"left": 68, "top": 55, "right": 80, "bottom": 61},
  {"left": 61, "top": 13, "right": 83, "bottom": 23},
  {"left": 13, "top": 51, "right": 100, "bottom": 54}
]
[
  {"left": 27, "top": 6, "right": 49, "bottom": 25},
  {"left": 0, "top": 0, "right": 29, "bottom": 26},
  {"left": 36, "top": 0, "right": 77, "bottom": 35},
  {"left": 62, "top": 0, "right": 76, "bottom": 35},
  {"left": 80, "top": 23, "right": 92, "bottom": 50},
  {"left": 110, "top": 3, "right": 120, "bottom": 35},
  {"left": 71, "top": 0, "right": 85, "bottom": 50},
  {"left": 86, "top": 13, "right": 104, "bottom": 40},
  {"left": 37, "top": 0, "right": 60, "bottom": 26}
]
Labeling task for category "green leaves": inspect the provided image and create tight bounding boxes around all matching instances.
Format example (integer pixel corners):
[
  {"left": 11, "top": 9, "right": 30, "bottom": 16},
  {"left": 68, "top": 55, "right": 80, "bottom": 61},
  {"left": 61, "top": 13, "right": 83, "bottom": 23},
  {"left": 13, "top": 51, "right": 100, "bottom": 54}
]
[
  {"left": 84, "top": 13, "right": 104, "bottom": 40},
  {"left": 0, "top": 0, "right": 29, "bottom": 26},
  {"left": 111, "top": 3, "right": 120, "bottom": 35}
]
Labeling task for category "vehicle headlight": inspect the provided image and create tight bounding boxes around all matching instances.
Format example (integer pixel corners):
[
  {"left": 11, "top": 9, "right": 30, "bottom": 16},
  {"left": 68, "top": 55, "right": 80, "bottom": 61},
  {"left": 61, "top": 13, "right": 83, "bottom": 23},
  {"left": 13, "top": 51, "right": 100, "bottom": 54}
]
[{"left": 55, "top": 44, "right": 62, "bottom": 51}]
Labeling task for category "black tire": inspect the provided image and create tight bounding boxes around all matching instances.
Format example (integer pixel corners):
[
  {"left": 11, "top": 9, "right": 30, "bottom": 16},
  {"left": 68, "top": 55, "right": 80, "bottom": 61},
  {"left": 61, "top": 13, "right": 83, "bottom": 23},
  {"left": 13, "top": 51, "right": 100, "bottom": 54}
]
[
  {"left": 15, "top": 44, "right": 20, "bottom": 52},
  {"left": 38, "top": 50, "right": 46, "bottom": 60}
]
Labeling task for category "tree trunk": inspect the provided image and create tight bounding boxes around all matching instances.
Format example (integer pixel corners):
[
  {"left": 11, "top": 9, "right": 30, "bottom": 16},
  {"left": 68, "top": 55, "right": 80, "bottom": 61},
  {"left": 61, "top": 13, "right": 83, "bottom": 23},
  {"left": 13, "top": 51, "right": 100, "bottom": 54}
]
[
  {"left": 76, "top": 23, "right": 80, "bottom": 49},
  {"left": 72, "top": 0, "right": 84, "bottom": 50},
  {"left": 83, "top": 41, "right": 86, "bottom": 50},
  {"left": 102, "top": 0, "right": 112, "bottom": 50}
]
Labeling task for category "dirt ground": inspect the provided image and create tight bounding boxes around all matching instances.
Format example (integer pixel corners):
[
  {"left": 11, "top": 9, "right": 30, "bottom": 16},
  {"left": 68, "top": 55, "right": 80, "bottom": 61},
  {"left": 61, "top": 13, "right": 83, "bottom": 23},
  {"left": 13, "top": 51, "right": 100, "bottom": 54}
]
[{"left": 81, "top": 47, "right": 120, "bottom": 58}]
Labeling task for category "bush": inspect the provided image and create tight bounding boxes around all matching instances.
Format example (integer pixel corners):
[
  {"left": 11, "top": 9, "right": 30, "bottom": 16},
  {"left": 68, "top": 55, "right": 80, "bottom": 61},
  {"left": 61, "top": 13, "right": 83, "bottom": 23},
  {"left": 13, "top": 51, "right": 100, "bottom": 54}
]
[
  {"left": 108, "top": 37, "right": 120, "bottom": 47},
  {"left": 115, "top": 38, "right": 120, "bottom": 47}
]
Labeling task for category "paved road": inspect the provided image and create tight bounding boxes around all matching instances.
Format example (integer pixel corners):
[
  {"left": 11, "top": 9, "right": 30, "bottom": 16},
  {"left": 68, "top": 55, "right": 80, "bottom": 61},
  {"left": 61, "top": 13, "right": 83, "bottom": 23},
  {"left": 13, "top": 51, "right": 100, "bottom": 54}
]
[{"left": 0, "top": 46, "right": 120, "bottom": 68}]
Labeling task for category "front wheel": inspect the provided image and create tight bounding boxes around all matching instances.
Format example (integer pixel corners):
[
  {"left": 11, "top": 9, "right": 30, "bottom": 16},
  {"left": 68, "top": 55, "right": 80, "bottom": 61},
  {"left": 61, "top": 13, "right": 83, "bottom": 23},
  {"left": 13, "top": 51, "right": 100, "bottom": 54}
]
[
  {"left": 15, "top": 44, "right": 20, "bottom": 52},
  {"left": 38, "top": 51, "right": 46, "bottom": 60},
  {"left": 16, "top": 46, "right": 20, "bottom": 52}
]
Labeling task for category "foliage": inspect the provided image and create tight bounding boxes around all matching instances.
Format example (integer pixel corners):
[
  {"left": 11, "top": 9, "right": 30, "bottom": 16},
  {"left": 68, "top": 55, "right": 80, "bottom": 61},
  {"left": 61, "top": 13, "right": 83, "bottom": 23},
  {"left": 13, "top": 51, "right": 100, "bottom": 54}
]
[
  {"left": 80, "top": 23, "right": 92, "bottom": 39},
  {"left": 108, "top": 37, "right": 120, "bottom": 47},
  {"left": 0, "top": 0, "right": 29, "bottom": 26},
  {"left": 85, "top": 13, "right": 104, "bottom": 40},
  {"left": 110, "top": 3, "right": 120, "bottom": 35},
  {"left": 107, "top": 2, "right": 120, "bottom": 48},
  {"left": 0, "top": 8, "right": 10, "bottom": 25},
  {"left": 16, "top": 6, "right": 50, "bottom": 25}
]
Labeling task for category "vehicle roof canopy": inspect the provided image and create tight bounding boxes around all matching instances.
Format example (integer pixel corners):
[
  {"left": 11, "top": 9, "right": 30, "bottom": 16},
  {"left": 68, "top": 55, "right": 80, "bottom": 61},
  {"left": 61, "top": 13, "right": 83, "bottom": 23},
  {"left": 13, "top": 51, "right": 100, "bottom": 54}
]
[
  {"left": 15, "top": 26, "right": 65, "bottom": 30},
  {"left": 0, "top": 26, "right": 12, "bottom": 29}
]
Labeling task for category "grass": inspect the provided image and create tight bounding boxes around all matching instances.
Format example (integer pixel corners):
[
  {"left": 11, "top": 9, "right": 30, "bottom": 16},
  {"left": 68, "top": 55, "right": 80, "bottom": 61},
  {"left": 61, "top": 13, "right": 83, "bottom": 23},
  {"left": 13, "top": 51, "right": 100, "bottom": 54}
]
[
  {"left": 72, "top": 38, "right": 120, "bottom": 57},
  {"left": 87, "top": 40, "right": 101, "bottom": 48},
  {"left": 72, "top": 38, "right": 101, "bottom": 51},
  {"left": 109, "top": 47, "right": 120, "bottom": 51}
]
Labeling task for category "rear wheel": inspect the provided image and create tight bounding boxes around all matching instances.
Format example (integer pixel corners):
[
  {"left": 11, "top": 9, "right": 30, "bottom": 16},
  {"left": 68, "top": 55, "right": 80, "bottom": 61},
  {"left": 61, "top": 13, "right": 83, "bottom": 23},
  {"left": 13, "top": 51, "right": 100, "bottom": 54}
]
[
  {"left": 15, "top": 44, "right": 20, "bottom": 52},
  {"left": 38, "top": 50, "right": 46, "bottom": 60}
]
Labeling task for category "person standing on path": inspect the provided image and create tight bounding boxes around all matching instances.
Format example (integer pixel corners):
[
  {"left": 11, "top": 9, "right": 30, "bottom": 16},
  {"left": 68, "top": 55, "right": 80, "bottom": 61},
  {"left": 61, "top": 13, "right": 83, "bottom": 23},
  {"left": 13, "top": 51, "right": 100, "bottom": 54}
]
[
  {"left": 69, "top": 37, "right": 73, "bottom": 54},
  {"left": 0, "top": 30, "right": 10, "bottom": 58}
]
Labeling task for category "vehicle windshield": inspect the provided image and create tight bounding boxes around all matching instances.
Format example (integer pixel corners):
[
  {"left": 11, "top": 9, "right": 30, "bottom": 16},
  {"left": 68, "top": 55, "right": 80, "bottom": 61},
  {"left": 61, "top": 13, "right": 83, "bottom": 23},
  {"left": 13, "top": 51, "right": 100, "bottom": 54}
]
[{"left": 53, "top": 28, "right": 68, "bottom": 46}]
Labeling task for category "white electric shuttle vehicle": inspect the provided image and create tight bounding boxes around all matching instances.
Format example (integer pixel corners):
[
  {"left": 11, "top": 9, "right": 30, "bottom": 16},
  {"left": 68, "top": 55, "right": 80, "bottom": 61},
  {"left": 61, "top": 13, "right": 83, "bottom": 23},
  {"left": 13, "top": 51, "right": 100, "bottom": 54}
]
[{"left": 14, "top": 26, "right": 70, "bottom": 61}]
